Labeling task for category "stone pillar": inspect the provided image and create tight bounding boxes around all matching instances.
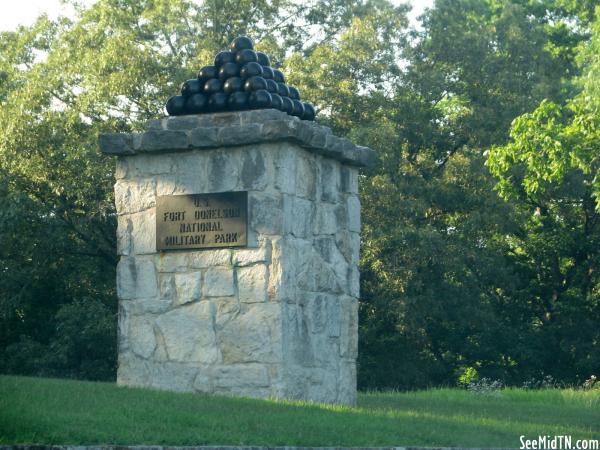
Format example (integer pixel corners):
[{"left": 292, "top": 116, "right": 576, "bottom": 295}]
[{"left": 99, "top": 109, "right": 375, "bottom": 405}]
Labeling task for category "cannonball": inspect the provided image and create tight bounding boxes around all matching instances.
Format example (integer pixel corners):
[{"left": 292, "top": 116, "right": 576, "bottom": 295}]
[
  {"left": 198, "top": 65, "right": 218, "bottom": 83},
  {"left": 277, "top": 82, "right": 290, "bottom": 98},
  {"left": 256, "top": 51, "right": 270, "bottom": 66},
  {"left": 288, "top": 86, "right": 300, "bottom": 100},
  {"left": 181, "top": 79, "right": 203, "bottom": 97},
  {"left": 218, "top": 62, "right": 239, "bottom": 81},
  {"left": 214, "top": 51, "right": 236, "bottom": 67},
  {"left": 203, "top": 78, "right": 223, "bottom": 95},
  {"left": 281, "top": 96, "right": 294, "bottom": 114},
  {"left": 261, "top": 66, "right": 274, "bottom": 79},
  {"left": 240, "top": 62, "right": 263, "bottom": 79},
  {"left": 248, "top": 89, "right": 272, "bottom": 109},
  {"left": 185, "top": 93, "right": 207, "bottom": 114},
  {"left": 208, "top": 92, "right": 228, "bottom": 111},
  {"left": 231, "top": 36, "right": 254, "bottom": 52},
  {"left": 273, "top": 69, "right": 285, "bottom": 83},
  {"left": 244, "top": 76, "right": 267, "bottom": 92},
  {"left": 228, "top": 91, "right": 249, "bottom": 110},
  {"left": 165, "top": 95, "right": 186, "bottom": 116},
  {"left": 291, "top": 99, "right": 305, "bottom": 117},
  {"left": 265, "top": 79, "right": 279, "bottom": 94},
  {"left": 302, "top": 102, "right": 316, "bottom": 121},
  {"left": 223, "top": 77, "right": 244, "bottom": 94},
  {"left": 270, "top": 93, "right": 284, "bottom": 111},
  {"left": 235, "top": 49, "right": 258, "bottom": 65}
]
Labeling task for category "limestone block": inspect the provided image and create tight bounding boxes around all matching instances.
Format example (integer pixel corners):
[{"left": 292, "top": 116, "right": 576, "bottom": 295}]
[
  {"left": 116, "top": 215, "right": 132, "bottom": 256},
  {"left": 348, "top": 266, "right": 360, "bottom": 298},
  {"left": 237, "top": 264, "right": 268, "bottom": 303},
  {"left": 125, "top": 296, "right": 172, "bottom": 316},
  {"left": 129, "top": 154, "right": 174, "bottom": 176},
  {"left": 275, "top": 147, "right": 296, "bottom": 194},
  {"left": 340, "top": 166, "right": 359, "bottom": 194},
  {"left": 155, "top": 302, "right": 219, "bottom": 364},
  {"left": 156, "top": 253, "right": 188, "bottom": 273},
  {"left": 114, "top": 178, "right": 156, "bottom": 216},
  {"left": 146, "top": 361, "right": 200, "bottom": 392},
  {"left": 284, "top": 196, "right": 314, "bottom": 238},
  {"left": 117, "top": 256, "right": 157, "bottom": 300},
  {"left": 319, "top": 159, "right": 340, "bottom": 203},
  {"left": 295, "top": 152, "right": 317, "bottom": 200},
  {"left": 213, "top": 364, "right": 270, "bottom": 389},
  {"left": 314, "top": 203, "right": 339, "bottom": 235},
  {"left": 249, "top": 192, "right": 283, "bottom": 235},
  {"left": 338, "top": 360, "right": 357, "bottom": 405},
  {"left": 213, "top": 296, "right": 241, "bottom": 329},
  {"left": 129, "top": 208, "right": 156, "bottom": 255},
  {"left": 189, "top": 250, "right": 232, "bottom": 269},
  {"left": 268, "top": 237, "right": 296, "bottom": 302},
  {"left": 128, "top": 315, "right": 156, "bottom": 359},
  {"left": 281, "top": 302, "right": 314, "bottom": 367},
  {"left": 117, "top": 352, "right": 150, "bottom": 386},
  {"left": 336, "top": 231, "right": 360, "bottom": 265},
  {"left": 203, "top": 267, "right": 235, "bottom": 297},
  {"left": 347, "top": 195, "right": 361, "bottom": 232},
  {"left": 306, "top": 367, "right": 338, "bottom": 404},
  {"left": 240, "top": 147, "right": 268, "bottom": 190},
  {"left": 340, "top": 296, "right": 358, "bottom": 359},
  {"left": 192, "top": 370, "right": 213, "bottom": 393},
  {"left": 218, "top": 303, "right": 281, "bottom": 364},
  {"left": 232, "top": 239, "right": 272, "bottom": 267},
  {"left": 207, "top": 150, "right": 239, "bottom": 192},
  {"left": 115, "top": 158, "right": 128, "bottom": 180},
  {"left": 174, "top": 271, "right": 202, "bottom": 306}
]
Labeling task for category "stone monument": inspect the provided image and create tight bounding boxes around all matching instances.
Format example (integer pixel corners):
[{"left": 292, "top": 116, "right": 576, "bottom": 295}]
[{"left": 99, "top": 37, "right": 375, "bottom": 405}]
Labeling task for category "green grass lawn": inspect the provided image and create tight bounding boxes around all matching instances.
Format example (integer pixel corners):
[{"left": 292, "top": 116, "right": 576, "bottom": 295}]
[{"left": 1, "top": 375, "right": 598, "bottom": 447}]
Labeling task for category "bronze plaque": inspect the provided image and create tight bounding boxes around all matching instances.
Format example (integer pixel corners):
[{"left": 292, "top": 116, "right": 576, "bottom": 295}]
[{"left": 156, "top": 192, "right": 247, "bottom": 251}]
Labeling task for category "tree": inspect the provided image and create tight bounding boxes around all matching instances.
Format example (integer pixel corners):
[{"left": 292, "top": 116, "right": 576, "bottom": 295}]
[{"left": 486, "top": 7, "right": 600, "bottom": 382}]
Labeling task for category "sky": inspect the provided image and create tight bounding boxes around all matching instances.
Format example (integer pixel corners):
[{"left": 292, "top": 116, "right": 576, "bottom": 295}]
[{"left": 0, "top": 0, "right": 434, "bottom": 32}]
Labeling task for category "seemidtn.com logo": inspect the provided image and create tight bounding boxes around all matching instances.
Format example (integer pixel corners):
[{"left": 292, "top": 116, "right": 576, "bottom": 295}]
[{"left": 520, "top": 436, "right": 600, "bottom": 450}]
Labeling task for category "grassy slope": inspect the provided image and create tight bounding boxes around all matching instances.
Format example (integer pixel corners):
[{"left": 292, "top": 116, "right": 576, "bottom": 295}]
[{"left": 1, "top": 375, "right": 599, "bottom": 447}]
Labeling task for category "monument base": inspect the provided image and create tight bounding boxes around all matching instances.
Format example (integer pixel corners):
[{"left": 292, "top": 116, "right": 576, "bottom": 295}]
[{"left": 101, "top": 110, "right": 375, "bottom": 404}]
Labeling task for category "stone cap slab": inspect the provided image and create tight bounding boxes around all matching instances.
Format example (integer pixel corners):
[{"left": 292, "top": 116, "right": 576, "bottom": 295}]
[{"left": 99, "top": 109, "right": 376, "bottom": 169}]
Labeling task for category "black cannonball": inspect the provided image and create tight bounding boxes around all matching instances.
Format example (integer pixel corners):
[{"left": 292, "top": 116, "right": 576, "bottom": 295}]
[
  {"left": 214, "top": 51, "right": 236, "bottom": 67},
  {"left": 281, "top": 96, "right": 294, "bottom": 114},
  {"left": 223, "top": 77, "right": 244, "bottom": 94},
  {"left": 273, "top": 69, "right": 285, "bottom": 83},
  {"left": 203, "top": 78, "right": 223, "bottom": 95},
  {"left": 261, "top": 66, "right": 274, "bottom": 80},
  {"left": 270, "top": 93, "right": 284, "bottom": 111},
  {"left": 165, "top": 95, "right": 186, "bottom": 116},
  {"left": 244, "top": 76, "right": 267, "bottom": 92},
  {"left": 181, "top": 79, "right": 203, "bottom": 97},
  {"left": 198, "top": 65, "right": 218, "bottom": 82},
  {"left": 291, "top": 99, "right": 305, "bottom": 117},
  {"left": 218, "top": 62, "right": 239, "bottom": 80},
  {"left": 208, "top": 92, "right": 228, "bottom": 111},
  {"left": 301, "top": 102, "right": 316, "bottom": 121},
  {"left": 248, "top": 89, "right": 272, "bottom": 109},
  {"left": 231, "top": 36, "right": 254, "bottom": 52},
  {"left": 265, "top": 79, "right": 279, "bottom": 94},
  {"left": 228, "top": 91, "right": 249, "bottom": 110},
  {"left": 288, "top": 86, "right": 300, "bottom": 100},
  {"left": 236, "top": 49, "right": 258, "bottom": 65},
  {"left": 277, "top": 82, "right": 290, "bottom": 98},
  {"left": 256, "top": 51, "right": 270, "bottom": 66},
  {"left": 185, "top": 93, "right": 207, "bottom": 114},
  {"left": 240, "top": 62, "right": 263, "bottom": 79}
]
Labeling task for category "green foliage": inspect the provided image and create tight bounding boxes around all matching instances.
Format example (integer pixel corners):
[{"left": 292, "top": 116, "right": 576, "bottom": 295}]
[{"left": 1, "top": 376, "right": 599, "bottom": 446}]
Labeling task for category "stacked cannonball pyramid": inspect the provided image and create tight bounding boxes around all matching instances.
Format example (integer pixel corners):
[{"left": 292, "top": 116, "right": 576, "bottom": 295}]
[{"left": 165, "top": 36, "right": 316, "bottom": 121}]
